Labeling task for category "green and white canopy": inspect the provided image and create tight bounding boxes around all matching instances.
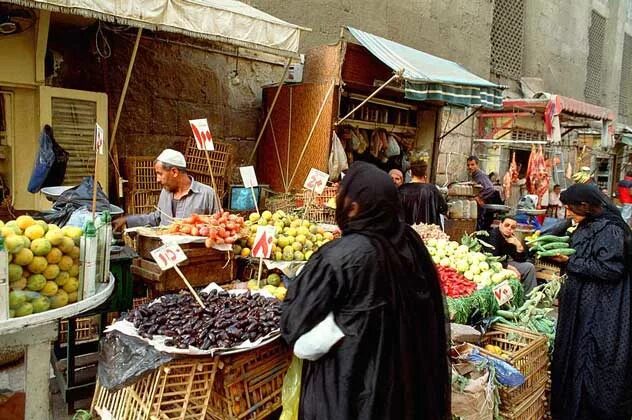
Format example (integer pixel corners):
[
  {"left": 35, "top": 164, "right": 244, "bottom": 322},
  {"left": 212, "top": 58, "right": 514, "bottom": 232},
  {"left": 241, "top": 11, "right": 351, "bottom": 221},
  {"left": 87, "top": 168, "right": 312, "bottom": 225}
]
[{"left": 348, "top": 27, "right": 504, "bottom": 109}]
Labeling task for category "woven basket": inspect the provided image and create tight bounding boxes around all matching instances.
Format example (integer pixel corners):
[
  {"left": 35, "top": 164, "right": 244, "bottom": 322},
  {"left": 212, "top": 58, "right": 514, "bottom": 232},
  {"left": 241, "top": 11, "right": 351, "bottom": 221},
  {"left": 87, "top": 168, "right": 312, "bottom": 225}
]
[
  {"left": 0, "top": 346, "right": 24, "bottom": 367},
  {"left": 499, "top": 384, "right": 546, "bottom": 420},
  {"left": 444, "top": 218, "right": 477, "bottom": 241},
  {"left": 480, "top": 324, "right": 549, "bottom": 409}
]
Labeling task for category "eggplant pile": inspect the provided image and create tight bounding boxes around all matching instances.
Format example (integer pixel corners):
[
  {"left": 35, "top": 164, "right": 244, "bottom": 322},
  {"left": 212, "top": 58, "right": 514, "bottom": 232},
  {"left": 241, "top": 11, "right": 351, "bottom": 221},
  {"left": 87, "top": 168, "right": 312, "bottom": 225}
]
[{"left": 124, "top": 289, "right": 281, "bottom": 350}]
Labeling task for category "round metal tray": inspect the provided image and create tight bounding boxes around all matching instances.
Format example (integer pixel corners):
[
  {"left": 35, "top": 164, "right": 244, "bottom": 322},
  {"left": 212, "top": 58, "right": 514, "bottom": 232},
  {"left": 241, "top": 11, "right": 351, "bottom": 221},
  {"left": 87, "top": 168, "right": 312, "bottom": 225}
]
[
  {"left": 483, "top": 204, "right": 512, "bottom": 212},
  {"left": 516, "top": 208, "right": 546, "bottom": 215}
]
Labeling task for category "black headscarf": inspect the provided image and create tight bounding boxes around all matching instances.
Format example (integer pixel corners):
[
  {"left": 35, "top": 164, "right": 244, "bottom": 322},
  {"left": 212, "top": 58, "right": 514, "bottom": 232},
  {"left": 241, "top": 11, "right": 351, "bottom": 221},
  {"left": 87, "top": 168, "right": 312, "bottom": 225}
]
[{"left": 561, "top": 183, "right": 632, "bottom": 266}]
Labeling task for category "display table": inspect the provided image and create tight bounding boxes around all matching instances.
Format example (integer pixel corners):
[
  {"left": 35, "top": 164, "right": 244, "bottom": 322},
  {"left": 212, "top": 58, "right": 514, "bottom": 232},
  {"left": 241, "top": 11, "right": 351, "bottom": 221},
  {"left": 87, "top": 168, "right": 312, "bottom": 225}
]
[{"left": 0, "top": 281, "right": 114, "bottom": 420}]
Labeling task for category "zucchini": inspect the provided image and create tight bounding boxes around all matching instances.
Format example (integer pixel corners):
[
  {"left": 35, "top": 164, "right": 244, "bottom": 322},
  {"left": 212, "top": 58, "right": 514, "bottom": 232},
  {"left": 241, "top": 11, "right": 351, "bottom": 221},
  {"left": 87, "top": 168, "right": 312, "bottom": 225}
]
[
  {"left": 542, "top": 241, "right": 572, "bottom": 250},
  {"left": 526, "top": 235, "right": 569, "bottom": 244}
]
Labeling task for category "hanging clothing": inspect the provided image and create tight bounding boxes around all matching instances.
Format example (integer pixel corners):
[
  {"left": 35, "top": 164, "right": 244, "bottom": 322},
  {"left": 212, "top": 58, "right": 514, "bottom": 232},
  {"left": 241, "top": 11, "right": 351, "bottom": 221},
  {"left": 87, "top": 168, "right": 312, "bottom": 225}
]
[
  {"left": 398, "top": 183, "right": 447, "bottom": 226},
  {"left": 281, "top": 161, "right": 450, "bottom": 420},
  {"left": 551, "top": 184, "right": 632, "bottom": 420}
]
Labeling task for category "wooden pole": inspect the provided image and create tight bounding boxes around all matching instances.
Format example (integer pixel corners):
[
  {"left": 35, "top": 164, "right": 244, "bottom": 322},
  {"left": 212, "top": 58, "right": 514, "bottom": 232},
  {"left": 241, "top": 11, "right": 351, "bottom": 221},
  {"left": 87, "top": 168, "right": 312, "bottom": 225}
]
[
  {"left": 91, "top": 151, "right": 99, "bottom": 220},
  {"left": 256, "top": 257, "right": 264, "bottom": 289},
  {"left": 250, "top": 186, "right": 260, "bottom": 215},
  {"left": 173, "top": 264, "right": 206, "bottom": 309},
  {"left": 288, "top": 81, "right": 336, "bottom": 188},
  {"left": 269, "top": 119, "right": 287, "bottom": 190},
  {"left": 247, "top": 58, "right": 292, "bottom": 164},
  {"left": 202, "top": 146, "right": 223, "bottom": 212}
]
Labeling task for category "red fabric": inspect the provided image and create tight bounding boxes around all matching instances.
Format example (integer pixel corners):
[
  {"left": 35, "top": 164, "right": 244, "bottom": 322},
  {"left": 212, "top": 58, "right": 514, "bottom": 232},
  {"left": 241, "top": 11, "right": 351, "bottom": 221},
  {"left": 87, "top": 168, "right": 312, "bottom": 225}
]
[{"left": 619, "top": 176, "right": 632, "bottom": 204}]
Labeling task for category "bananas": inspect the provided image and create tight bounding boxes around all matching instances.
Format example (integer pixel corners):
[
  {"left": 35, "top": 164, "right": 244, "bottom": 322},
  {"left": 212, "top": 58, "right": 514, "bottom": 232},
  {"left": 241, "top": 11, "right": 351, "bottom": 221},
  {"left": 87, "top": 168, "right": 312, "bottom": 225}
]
[{"left": 571, "top": 171, "right": 591, "bottom": 184}]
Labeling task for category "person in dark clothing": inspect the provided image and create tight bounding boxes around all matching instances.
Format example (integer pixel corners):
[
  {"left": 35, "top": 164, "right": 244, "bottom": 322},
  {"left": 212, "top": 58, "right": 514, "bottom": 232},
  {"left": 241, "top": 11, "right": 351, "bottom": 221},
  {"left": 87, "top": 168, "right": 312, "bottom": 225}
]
[
  {"left": 487, "top": 216, "right": 537, "bottom": 294},
  {"left": 551, "top": 184, "right": 632, "bottom": 420},
  {"left": 281, "top": 161, "right": 450, "bottom": 420},
  {"left": 399, "top": 160, "right": 447, "bottom": 226},
  {"left": 467, "top": 156, "right": 503, "bottom": 231}
]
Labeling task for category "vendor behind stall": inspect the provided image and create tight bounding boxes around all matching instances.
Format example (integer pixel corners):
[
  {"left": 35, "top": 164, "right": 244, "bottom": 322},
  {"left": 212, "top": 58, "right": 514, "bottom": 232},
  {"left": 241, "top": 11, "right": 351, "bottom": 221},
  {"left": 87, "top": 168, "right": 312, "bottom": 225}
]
[
  {"left": 487, "top": 215, "right": 537, "bottom": 294},
  {"left": 114, "top": 149, "right": 220, "bottom": 229},
  {"left": 467, "top": 156, "right": 503, "bottom": 231},
  {"left": 398, "top": 160, "right": 447, "bottom": 226}
]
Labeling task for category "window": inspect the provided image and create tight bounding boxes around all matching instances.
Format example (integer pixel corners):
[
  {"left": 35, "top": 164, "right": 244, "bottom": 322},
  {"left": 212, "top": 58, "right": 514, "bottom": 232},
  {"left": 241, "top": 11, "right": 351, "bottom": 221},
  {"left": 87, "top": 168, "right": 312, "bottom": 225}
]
[
  {"left": 490, "top": 0, "right": 525, "bottom": 80},
  {"left": 585, "top": 11, "right": 607, "bottom": 104},
  {"left": 39, "top": 86, "right": 108, "bottom": 191},
  {"left": 619, "top": 34, "right": 632, "bottom": 123}
]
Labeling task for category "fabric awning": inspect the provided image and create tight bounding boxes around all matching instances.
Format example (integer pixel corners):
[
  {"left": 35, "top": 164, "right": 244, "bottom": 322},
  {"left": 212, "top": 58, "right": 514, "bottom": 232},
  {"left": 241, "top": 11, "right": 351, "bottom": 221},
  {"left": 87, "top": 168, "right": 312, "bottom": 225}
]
[
  {"left": 347, "top": 26, "right": 504, "bottom": 109},
  {"left": 622, "top": 135, "right": 632, "bottom": 146},
  {"left": 6, "top": 0, "right": 305, "bottom": 57}
]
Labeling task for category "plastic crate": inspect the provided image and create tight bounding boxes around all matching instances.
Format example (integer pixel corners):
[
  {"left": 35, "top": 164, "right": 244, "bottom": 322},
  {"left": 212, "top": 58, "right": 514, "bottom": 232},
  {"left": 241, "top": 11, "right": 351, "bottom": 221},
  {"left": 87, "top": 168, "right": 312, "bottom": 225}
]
[
  {"left": 184, "top": 138, "right": 233, "bottom": 177},
  {"left": 480, "top": 324, "right": 549, "bottom": 409},
  {"left": 207, "top": 339, "right": 292, "bottom": 420},
  {"left": 124, "top": 156, "right": 161, "bottom": 191},
  {"left": 127, "top": 190, "right": 161, "bottom": 215},
  {"left": 92, "top": 358, "right": 218, "bottom": 420},
  {"left": 499, "top": 384, "right": 546, "bottom": 420}
]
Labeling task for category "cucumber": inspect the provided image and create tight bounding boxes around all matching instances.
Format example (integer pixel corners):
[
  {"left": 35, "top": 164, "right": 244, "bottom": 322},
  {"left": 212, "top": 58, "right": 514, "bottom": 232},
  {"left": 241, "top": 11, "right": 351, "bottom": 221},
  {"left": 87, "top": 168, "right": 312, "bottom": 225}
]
[
  {"left": 542, "top": 242, "right": 572, "bottom": 250},
  {"left": 537, "top": 248, "right": 576, "bottom": 257},
  {"left": 526, "top": 235, "right": 569, "bottom": 244}
]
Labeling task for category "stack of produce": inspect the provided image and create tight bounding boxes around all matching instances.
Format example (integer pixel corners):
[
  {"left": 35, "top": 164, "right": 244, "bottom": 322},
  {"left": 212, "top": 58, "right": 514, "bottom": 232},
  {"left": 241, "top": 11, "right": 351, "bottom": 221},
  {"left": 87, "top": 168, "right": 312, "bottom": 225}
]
[
  {"left": 236, "top": 210, "right": 335, "bottom": 262},
  {"left": 164, "top": 212, "right": 247, "bottom": 248},
  {"left": 411, "top": 223, "right": 449, "bottom": 242},
  {"left": 246, "top": 273, "right": 287, "bottom": 301},
  {"left": 425, "top": 238, "right": 519, "bottom": 289},
  {"left": 124, "top": 289, "right": 280, "bottom": 350},
  {"left": 525, "top": 232, "right": 575, "bottom": 259},
  {"left": 436, "top": 265, "right": 477, "bottom": 298},
  {"left": 5, "top": 215, "right": 83, "bottom": 317}
]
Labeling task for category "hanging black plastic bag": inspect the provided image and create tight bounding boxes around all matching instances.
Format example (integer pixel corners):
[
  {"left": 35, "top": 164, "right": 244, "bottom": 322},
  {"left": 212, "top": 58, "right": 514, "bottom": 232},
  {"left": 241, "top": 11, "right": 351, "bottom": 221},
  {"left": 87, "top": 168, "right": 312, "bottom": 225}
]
[
  {"left": 97, "top": 331, "right": 175, "bottom": 390},
  {"left": 36, "top": 177, "right": 110, "bottom": 227},
  {"left": 27, "top": 125, "right": 56, "bottom": 193},
  {"left": 42, "top": 126, "right": 69, "bottom": 188}
]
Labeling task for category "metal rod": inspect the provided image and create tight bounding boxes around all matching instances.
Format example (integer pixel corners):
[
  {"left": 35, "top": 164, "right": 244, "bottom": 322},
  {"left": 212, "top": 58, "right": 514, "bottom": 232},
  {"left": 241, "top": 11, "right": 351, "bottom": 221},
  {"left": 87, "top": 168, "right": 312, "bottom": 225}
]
[
  {"left": 336, "top": 71, "right": 403, "bottom": 125},
  {"left": 109, "top": 27, "right": 142, "bottom": 153},
  {"left": 473, "top": 139, "right": 548, "bottom": 145},
  {"left": 247, "top": 58, "right": 292, "bottom": 163},
  {"left": 288, "top": 81, "right": 336, "bottom": 188},
  {"left": 269, "top": 119, "right": 287, "bottom": 190},
  {"left": 439, "top": 106, "right": 482, "bottom": 140}
]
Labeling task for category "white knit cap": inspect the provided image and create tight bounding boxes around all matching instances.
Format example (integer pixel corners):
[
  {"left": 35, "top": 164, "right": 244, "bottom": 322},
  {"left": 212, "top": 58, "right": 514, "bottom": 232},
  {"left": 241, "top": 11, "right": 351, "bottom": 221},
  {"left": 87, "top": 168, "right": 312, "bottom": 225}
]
[{"left": 157, "top": 149, "right": 186, "bottom": 169}]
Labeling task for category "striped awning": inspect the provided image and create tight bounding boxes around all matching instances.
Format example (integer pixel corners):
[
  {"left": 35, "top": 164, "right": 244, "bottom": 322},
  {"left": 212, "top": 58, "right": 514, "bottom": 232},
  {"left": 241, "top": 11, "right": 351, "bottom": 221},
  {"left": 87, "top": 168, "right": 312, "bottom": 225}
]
[{"left": 347, "top": 27, "right": 504, "bottom": 109}]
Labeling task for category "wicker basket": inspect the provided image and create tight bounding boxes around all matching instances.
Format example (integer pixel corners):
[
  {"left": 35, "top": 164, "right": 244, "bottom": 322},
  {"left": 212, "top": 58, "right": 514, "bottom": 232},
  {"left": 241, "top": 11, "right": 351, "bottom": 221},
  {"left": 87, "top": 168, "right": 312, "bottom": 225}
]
[
  {"left": 303, "top": 207, "right": 336, "bottom": 225},
  {"left": 444, "top": 218, "right": 477, "bottom": 241},
  {"left": 264, "top": 193, "right": 298, "bottom": 214},
  {"left": 0, "top": 346, "right": 24, "bottom": 367},
  {"left": 58, "top": 316, "right": 100, "bottom": 344},
  {"left": 184, "top": 138, "right": 233, "bottom": 177},
  {"left": 499, "top": 384, "right": 546, "bottom": 420},
  {"left": 91, "top": 339, "right": 291, "bottom": 420},
  {"left": 127, "top": 190, "right": 161, "bottom": 215},
  {"left": 92, "top": 357, "right": 218, "bottom": 420},
  {"left": 480, "top": 324, "right": 549, "bottom": 409},
  {"left": 299, "top": 185, "right": 338, "bottom": 207},
  {"left": 535, "top": 258, "right": 563, "bottom": 282},
  {"left": 207, "top": 339, "right": 291, "bottom": 420},
  {"left": 124, "top": 156, "right": 162, "bottom": 191}
]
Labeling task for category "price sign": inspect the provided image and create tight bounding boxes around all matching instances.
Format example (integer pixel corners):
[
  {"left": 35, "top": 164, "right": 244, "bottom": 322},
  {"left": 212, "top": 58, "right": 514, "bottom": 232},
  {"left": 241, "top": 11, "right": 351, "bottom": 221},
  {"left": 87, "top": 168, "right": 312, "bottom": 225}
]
[
  {"left": 251, "top": 226, "right": 275, "bottom": 259},
  {"left": 239, "top": 166, "right": 259, "bottom": 188},
  {"left": 94, "top": 123, "right": 104, "bottom": 155},
  {"left": 151, "top": 243, "right": 188, "bottom": 271},
  {"left": 493, "top": 280, "right": 514, "bottom": 306},
  {"left": 189, "top": 118, "right": 214, "bottom": 151},
  {"left": 304, "top": 168, "right": 329, "bottom": 194}
]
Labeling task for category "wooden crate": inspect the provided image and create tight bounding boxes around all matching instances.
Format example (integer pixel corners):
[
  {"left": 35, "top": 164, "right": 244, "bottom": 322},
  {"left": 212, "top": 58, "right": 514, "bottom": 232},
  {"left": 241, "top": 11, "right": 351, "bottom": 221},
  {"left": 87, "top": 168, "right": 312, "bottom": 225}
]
[
  {"left": 190, "top": 171, "right": 226, "bottom": 200},
  {"left": 207, "top": 339, "right": 292, "bottom": 420},
  {"left": 299, "top": 185, "right": 338, "bottom": 207},
  {"left": 264, "top": 193, "right": 299, "bottom": 213},
  {"left": 184, "top": 138, "right": 234, "bottom": 177},
  {"left": 303, "top": 207, "right": 336, "bottom": 225},
  {"left": 499, "top": 384, "right": 546, "bottom": 420},
  {"left": 127, "top": 190, "right": 161, "bottom": 215},
  {"left": 535, "top": 258, "right": 562, "bottom": 282},
  {"left": 480, "top": 325, "right": 549, "bottom": 409},
  {"left": 91, "top": 357, "right": 219, "bottom": 420},
  {"left": 124, "top": 156, "right": 161, "bottom": 191},
  {"left": 444, "top": 218, "right": 477, "bottom": 241},
  {"left": 58, "top": 316, "right": 100, "bottom": 344}
]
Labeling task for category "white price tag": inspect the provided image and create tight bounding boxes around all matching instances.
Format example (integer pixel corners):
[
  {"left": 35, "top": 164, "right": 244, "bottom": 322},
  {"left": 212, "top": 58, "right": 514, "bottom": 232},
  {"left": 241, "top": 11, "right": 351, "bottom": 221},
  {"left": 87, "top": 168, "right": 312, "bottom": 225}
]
[
  {"left": 150, "top": 243, "right": 188, "bottom": 271},
  {"left": 493, "top": 280, "right": 514, "bottom": 306},
  {"left": 239, "top": 166, "right": 259, "bottom": 188},
  {"left": 251, "top": 226, "right": 275, "bottom": 259},
  {"left": 189, "top": 118, "right": 214, "bottom": 151},
  {"left": 95, "top": 123, "right": 104, "bottom": 155},
  {"left": 304, "top": 168, "right": 329, "bottom": 194}
]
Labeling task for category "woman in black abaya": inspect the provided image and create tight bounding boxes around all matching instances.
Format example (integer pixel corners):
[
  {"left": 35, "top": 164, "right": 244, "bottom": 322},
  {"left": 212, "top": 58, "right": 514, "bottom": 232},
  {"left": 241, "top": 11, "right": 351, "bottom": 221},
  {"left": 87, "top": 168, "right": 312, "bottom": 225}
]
[
  {"left": 551, "top": 184, "right": 632, "bottom": 420},
  {"left": 281, "top": 161, "right": 450, "bottom": 420}
]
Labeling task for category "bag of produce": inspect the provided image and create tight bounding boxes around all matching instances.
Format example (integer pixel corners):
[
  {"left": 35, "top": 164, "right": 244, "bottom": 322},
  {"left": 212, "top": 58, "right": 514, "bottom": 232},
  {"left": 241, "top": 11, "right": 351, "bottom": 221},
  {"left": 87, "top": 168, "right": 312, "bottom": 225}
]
[
  {"left": 328, "top": 132, "right": 348, "bottom": 181},
  {"left": 451, "top": 365, "right": 494, "bottom": 420},
  {"left": 279, "top": 356, "right": 302, "bottom": 420},
  {"left": 27, "top": 125, "right": 56, "bottom": 193}
]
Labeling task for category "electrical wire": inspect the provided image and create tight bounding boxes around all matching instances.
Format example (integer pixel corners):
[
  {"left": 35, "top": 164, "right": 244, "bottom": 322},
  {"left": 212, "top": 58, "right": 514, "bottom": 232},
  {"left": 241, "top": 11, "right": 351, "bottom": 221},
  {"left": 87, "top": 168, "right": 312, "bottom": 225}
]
[{"left": 95, "top": 21, "right": 111, "bottom": 59}]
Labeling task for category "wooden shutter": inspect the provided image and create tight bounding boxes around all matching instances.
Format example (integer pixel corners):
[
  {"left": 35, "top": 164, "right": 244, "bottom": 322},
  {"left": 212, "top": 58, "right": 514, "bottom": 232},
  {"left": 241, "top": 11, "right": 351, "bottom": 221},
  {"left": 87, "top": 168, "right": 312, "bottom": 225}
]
[
  {"left": 51, "top": 97, "right": 97, "bottom": 186},
  {"left": 0, "top": 92, "right": 8, "bottom": 147}
]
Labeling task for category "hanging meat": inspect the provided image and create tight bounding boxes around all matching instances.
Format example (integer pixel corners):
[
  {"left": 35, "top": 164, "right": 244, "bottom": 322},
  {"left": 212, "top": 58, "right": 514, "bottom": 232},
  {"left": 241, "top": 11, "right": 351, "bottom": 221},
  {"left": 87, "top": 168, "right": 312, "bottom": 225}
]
[
  {"left": 526, "top": 145, "right": 550, "bottom": 208},
  {"left": 503, "top": 152, "right": 519, "bottom": 200}
]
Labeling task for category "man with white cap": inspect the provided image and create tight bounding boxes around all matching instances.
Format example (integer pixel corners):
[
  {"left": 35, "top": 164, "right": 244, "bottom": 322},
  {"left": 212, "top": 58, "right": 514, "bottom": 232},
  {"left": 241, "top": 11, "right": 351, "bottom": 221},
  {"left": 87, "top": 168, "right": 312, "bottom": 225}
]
[{"left": 114, "top": 149, "right": 220, "bottom": 229}]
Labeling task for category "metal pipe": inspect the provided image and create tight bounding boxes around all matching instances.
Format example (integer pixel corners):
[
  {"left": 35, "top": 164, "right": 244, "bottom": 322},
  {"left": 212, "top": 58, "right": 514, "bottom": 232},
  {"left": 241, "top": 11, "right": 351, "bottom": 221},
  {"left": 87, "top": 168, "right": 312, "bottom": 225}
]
[
  {"left": 439, "top": 106, "right": 482, "bottom": 140},
  {"left": 336, "top": 71, "right": 403, "bottom": 125}
]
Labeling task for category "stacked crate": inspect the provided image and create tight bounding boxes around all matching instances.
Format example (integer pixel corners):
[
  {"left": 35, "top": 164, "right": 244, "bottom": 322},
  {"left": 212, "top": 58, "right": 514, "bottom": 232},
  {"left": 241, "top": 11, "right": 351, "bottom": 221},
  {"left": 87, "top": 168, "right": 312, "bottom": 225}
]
[{"left": 123, "top": 140, "right": 234, "bottom": 215}]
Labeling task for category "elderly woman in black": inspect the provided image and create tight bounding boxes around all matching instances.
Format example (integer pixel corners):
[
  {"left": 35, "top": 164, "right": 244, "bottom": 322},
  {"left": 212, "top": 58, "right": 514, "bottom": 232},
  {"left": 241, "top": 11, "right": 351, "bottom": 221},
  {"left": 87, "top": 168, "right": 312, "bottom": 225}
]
[{"left": 551, "top": 184, "right": 632, "bottom": 420}]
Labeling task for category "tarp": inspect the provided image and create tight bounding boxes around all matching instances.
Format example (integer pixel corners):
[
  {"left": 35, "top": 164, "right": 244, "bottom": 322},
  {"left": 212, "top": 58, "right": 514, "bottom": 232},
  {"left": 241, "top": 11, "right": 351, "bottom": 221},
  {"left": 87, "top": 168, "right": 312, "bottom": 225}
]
[
  {"left": 6, "top": 0, "right": 305, "bottom": 57},
  {"left": 347, "top": 26, "right": 504, "bottom": 109}
]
